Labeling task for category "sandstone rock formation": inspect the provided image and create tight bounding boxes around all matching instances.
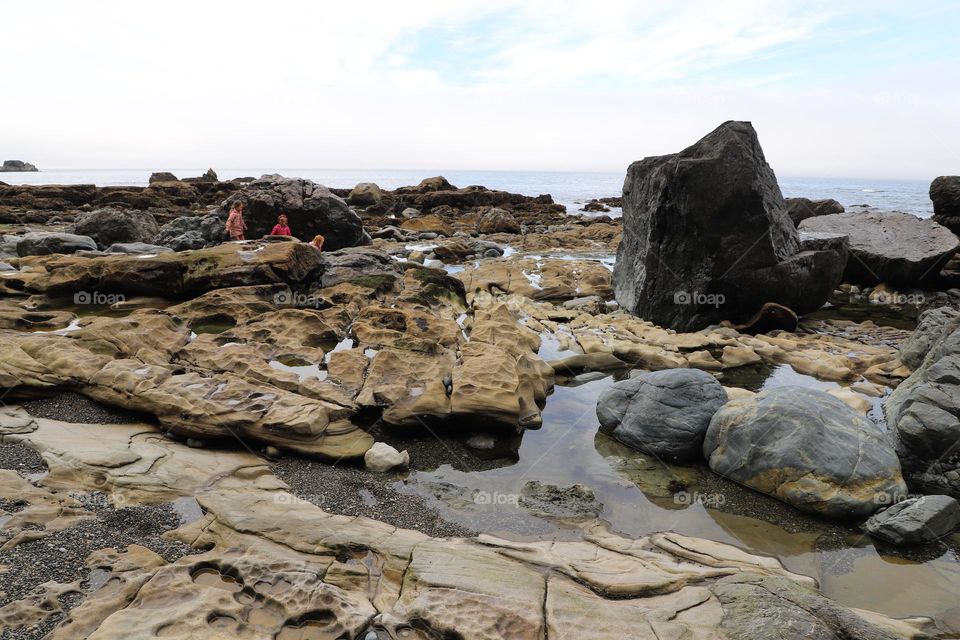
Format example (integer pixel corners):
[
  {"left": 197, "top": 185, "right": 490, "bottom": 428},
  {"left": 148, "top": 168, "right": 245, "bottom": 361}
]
[
  {"left": 596, "top": 369, "right": 728, "bottom": 462},
  {"left": 0, "top": 408, "right": 929, "bottom": 640},
  {"left": 615, "top": 121, "right": 845, "bottom": 331},
  {"left": 704, "top": 386, "right": 907, "bottom": 518},
  {"left": 801, "top": 211, "right": 959, "bottom": 285}
]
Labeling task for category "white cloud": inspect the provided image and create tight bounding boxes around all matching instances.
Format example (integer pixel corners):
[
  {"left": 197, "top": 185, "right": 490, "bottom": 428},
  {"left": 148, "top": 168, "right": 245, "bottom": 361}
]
[{"left": 0, "top": 0, "right": 957, "bottom": 178}]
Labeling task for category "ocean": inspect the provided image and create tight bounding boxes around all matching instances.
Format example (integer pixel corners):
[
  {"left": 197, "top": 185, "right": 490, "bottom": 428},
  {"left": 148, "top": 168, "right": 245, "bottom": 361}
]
[{"left": 0, "top": 168, "right": 935, "bottom": 218}]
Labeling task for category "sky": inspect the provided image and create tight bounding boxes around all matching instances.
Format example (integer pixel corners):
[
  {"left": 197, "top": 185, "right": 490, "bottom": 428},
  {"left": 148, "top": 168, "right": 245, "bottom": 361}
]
[{"left": 1, "top": 0, "right": 958, "bottom": 179}]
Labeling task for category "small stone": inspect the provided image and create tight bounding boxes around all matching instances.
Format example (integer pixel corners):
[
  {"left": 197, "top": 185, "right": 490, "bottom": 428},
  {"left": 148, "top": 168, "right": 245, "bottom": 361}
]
[{"left": 364, "top": 442, "right": 409, "bottom": 473}]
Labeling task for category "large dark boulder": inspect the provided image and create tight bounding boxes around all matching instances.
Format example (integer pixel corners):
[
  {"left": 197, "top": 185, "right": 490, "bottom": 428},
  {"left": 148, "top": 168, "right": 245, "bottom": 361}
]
[
  {"left": 885, "top": 309, "right": 960, "bottom": 497},
  {"left": 931, "top": 176, "right": 960, "bottom": 234},
  {"left": 596, "top": 369, "right": 727, "bottom": 462},
  {"left": 705, "top": 386, "right": 906, "bottom": 519},
  {"left": 72, "top": 207, "right": 160, "bottom": 250},
  {"left": 800, "top": 211, "right": 958, "bottom": 285},
  {"left": 221, "top": 175, "right": 368, "bottom": 250},
  {"left": 614, "top": 121, "right": 844, "bottom": 331},
  {"left": 784, "top": 197, "right": 844, "bottom": 226}
]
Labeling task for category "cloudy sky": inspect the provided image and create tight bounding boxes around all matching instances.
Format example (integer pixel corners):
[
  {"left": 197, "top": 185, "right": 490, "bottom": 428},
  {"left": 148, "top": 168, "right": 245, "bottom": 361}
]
[{"left": 2, "top": 0, "right": 958, "bottom": 178}]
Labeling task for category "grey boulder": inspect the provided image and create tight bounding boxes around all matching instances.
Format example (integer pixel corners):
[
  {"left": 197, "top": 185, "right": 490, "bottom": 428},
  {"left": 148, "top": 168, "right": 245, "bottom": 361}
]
[
  {"left": 596, "top": 369, "right": 728, "bottom": 462},
  {"left": 154, "top": 214, "right": 225, "bottom": 251},
  {"left": 72, "top": 207, "right": 160, "bottom": 250},
  {"left": 614, "top": 121, "right": 845, "bottom": 331},
  {"left": 800, "top": 211, "right": 959, "bottom": 285},
  {"left": 885, "top": 312, "right": 960, "bottom": 497},
  {"left": 105, "top": 242, "right": 173, "bottom": 255},
  {"left": 864, "top": 495, "right": 960, "bottom": 545},
  {"left": 346, "top": 182, "right": 383, "bottom": 207},
  {"left": 704, "top": 386, "right": 906, "bottom": 519},
  {"left": 898, "top": 306, "right": 960, "bottom": 370},
  {"left": 221, "top": 175, "right": 368, "bottom": 250},
  {"left": 16, "top": 232, "right": 98, "bottom": 256}
]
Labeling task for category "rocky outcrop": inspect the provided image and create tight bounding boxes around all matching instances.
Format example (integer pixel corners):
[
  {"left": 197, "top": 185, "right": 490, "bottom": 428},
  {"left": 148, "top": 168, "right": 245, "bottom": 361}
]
[
  {"left": 222, "top": 174, "right": 368, "bottom": 249},
  {"left": 615, "top": 121, "right": 845, "bottom": 331},
  {"left": 0, "top": 409, "right": 925, "bottom": 640},
  {"left": 346, "top": 182, "right": 383, "bottom": 207},
  {"left": 148, "top": 171, "right": 178, "bottom": 184},
  {"left": 153, "top": 213, "right": 224, "bottom": 251},
  {"left": 72, "top": 207, "right": 160, "bottom": 250},
  {"left": 784, "top": 197, "right": 844, "bottom": 225},
  {"left": 704, "top": 386, "right": 907, "bottom": 518},
  {"left": 104, "top": 242, "right": 173, "bottom": 255},
  {"left": 596, "top": 369, "right": 727, "bottom": 462},
  {"left": 864, "top": 495, "right": 960, "bottom": 545},
  {"left": 885, "top": 308, "right": 960, "bottom": 497},
  {"left": 477, "top": 207, "right": 521, "bottom": 234},
  {"left": 801, "top": 211, "right": 959, "bottom": 285},
  {"left": 930, "top": 176, "right": 960, "bottom": 234},
  {"left": 0, "top": 160, "right": 38, "bottom": 172}
]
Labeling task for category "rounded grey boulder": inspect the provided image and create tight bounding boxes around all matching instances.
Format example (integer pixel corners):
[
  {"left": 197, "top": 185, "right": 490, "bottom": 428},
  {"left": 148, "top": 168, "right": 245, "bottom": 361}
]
[
  {"left": 72, "top": 207, "right": 160, "bottom": 250},
  {"left": 704, "top": 386, "right": 906, "bottom": 519},
  {"left": 16, "top": 232, "right": 98, "bottom": 256},
  {"left": 596, "top": 368, "right": 728, "bottom": 462},
  {"left": 864, "top": 495, "right": 960, "bottom": 545}
]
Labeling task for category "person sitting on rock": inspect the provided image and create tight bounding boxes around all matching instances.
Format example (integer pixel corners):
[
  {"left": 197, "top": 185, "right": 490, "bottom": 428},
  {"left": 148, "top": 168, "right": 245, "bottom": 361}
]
[
  {"left": 270, "top": 213, "right": 292, "bottom": 237},
  {"left": 225, "top": 201, "right": 247, "bottom": 241},
  {"left": 310, "top": 234, "right": 325, "bottom": 251}
]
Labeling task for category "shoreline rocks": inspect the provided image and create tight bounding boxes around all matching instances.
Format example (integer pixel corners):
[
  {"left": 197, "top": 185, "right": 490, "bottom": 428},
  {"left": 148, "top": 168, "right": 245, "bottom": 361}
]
[
  {"left": 785, "top": 197, "right": 844, "bottom": 225},
  {"left": 615, "top": 121, "right": 845, "bottom": 331},
  {"left": 800, "top": 211, "right": 959, "bottom": 286},
  {"left": 930, "top": 176, "right": 960, "bottom": 234},
  {"left": 1, "top": 160, "right": 38, "bottom": 172},
  {"left": 597, "top": 369, "right": 728, "bottom": 462},
  {"left": 704, "top": 386, "right": 907, "bottom": 519}
]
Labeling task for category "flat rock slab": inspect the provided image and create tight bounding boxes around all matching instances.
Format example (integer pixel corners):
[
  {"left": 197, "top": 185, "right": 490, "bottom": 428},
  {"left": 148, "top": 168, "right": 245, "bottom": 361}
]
[
  {"left": 800, "top": 211, "right": 959, "bottom": 285},
  {"left": 864, "top": 495, "right": 960, "bottom": 545}
]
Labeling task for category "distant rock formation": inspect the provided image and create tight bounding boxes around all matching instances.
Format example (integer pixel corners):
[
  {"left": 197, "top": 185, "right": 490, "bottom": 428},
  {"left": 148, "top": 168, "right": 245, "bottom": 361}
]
[
  {"left": 614, "top": 121, "right": 845, "bottom": 331},
  {"left": 1, "top": 160, "right": 38, "bottom": 172},
  {"left": 784, "top": 197, "right": 844, "bottom": 226}
]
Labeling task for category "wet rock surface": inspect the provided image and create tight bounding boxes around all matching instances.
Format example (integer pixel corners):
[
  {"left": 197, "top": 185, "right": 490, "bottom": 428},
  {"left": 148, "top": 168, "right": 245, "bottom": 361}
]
[{"left": 705, "top": 386, "right": 907, "bottom": 519}]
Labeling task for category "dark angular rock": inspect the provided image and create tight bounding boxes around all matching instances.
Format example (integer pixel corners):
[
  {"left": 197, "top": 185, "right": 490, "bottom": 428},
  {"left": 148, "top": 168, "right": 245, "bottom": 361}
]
[
  {"left": 930, "top": 176, "right": 960, "bottom": 234},
  {"left": 597, "top": 369, "right": 727, "bottom": 462},
  {"left": 154, "top": 214, "right": 225, "bottom": 251},
  {"left": 1, "top": 160, "right": 38, "bottom": 172},
  {"left": 149, "top": 171, "right": 179, "bottom": 184},
  {"left": 864, "top": 495, "right": 960, "bottom": 545},
  {"left": 784, "top": 197, "right": 844, "bottom": 226},
  {"left": 614, "top": 121, "right": 844, "bottom": 331},
  {"left": 221, "top": 175, "right": 368, "bottom": 250},
  {"left": 801, "top": 211, "right": 958, "bottom": 286},
  {"left": 72, "top": 207, "right": 160, "bottom": 250}
]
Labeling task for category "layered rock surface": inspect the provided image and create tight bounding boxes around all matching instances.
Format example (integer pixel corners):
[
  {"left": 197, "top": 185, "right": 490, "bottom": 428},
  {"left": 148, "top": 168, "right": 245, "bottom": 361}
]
[{"left": 0, "top": 408, "right": 930, "bottom": 640}]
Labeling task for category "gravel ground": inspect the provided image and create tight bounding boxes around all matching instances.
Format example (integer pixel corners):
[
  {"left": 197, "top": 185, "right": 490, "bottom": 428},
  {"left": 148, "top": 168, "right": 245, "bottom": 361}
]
[
  {"left": 0, "top": 497, "right": 199, "bottom": 640},
  {"left": 19, "top": 392, "right": 155, "bottom": 425},
  {"left": 0, "top": 443, "right": 46, "bottom": 475}
]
